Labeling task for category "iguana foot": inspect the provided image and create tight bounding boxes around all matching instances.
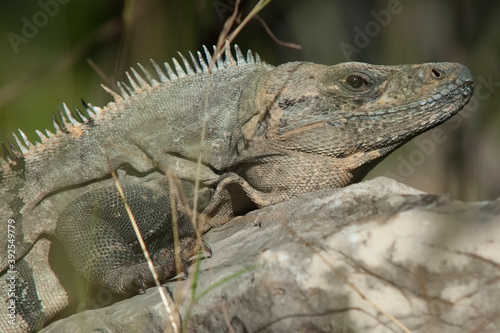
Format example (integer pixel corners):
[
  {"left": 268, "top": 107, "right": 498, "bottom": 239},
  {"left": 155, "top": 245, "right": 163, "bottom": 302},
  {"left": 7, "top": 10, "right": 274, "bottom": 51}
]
[
  {"left": 102, "top": 237, "right": 199, "bottom": 294},
  {"left": 55, "top": 183, "right": 202, "bottom": 294}
]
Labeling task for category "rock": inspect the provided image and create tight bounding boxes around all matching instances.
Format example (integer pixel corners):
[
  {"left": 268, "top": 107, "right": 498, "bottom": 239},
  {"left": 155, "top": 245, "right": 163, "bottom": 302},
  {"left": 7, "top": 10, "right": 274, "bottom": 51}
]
[
  {"left": 40, "top": 177, "right": 500, "bottom": 332},
  {"left": 39, "top": 288, "right": 180, "bottom": 333}
]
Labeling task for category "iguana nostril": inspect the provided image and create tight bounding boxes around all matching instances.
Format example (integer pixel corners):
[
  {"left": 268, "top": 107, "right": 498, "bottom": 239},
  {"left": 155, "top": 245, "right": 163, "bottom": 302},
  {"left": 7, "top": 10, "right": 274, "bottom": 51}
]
[
  {"left": 460, "top": 66, "right": 474, "bottom": 83},
  {"left": 430, "top": 68, "right": 444, "bottom": 79}
]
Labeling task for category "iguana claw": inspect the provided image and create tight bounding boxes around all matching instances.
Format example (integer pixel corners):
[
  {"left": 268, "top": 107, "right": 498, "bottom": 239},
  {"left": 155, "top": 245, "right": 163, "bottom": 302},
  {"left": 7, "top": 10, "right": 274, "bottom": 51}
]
[
  {"left": 182, "top": 261, "right": 189, "bottom": 279},
  {"left": 137, "top": 279, "right": 147, "bottom": 294},
  {"left": 202, "top": 241, "right": 212, "bottom": 258}
]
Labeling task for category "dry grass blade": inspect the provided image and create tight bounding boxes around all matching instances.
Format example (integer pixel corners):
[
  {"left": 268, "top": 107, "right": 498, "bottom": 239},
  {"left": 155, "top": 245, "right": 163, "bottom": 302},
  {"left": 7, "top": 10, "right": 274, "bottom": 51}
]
[
  {"left": 209, "top": 0, "right": 242, "bottom": 72},
  {"left": 254, "top": 15, "right": 301, "bottom": 49},
  {"left": 225, "top": 0, "right": 273, "bottom": 46},
  {"left": 166, "top": 170, "right": 183, "bottom": 280},
  {"left": 165, "top": 170, "right": 205, "bottom": 278},
  {"left": 209, "top": 0, "right": 273, "bottom": 72},
  {"left": 190, "top": 86, "right": 210, "bottom": 233},
  {"left": 107, "top": 156, "right": 180, "bottom": 333}
]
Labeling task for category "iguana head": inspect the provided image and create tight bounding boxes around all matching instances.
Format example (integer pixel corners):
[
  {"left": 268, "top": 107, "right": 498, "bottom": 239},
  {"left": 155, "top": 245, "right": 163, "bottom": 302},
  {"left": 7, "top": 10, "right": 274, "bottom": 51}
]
[
  {"left": 254, "top": 61, "right": 473, "bottom": 180},
  {"left": 236, "top": 61, "right": 474, "bottom": 197}
]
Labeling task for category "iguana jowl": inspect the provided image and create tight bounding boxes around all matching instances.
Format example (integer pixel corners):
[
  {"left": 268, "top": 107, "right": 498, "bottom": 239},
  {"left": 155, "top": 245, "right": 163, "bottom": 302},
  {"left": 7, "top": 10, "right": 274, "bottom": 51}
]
[{"left": 0, "top": 44, "right": 473, "bottom": 332}]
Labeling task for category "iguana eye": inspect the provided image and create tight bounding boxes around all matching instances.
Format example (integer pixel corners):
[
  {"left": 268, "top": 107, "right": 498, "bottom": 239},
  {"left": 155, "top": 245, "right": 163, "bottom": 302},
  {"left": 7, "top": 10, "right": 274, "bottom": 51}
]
[
  {"left": 346, "top": 75, "right": 364, "bottom": 88},
  {"left": 342, "top": 73, "right": 372, "bottom": 92}
]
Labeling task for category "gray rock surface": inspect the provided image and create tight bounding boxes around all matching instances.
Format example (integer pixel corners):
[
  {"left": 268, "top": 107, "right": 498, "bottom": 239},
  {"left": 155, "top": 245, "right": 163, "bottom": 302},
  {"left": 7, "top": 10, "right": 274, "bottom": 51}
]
[
  {"left": 41, "top": 177, "right": 500, "bottom": 332},
  {"left": 40, "top": 288, "right": 180, "bottom": 333}
]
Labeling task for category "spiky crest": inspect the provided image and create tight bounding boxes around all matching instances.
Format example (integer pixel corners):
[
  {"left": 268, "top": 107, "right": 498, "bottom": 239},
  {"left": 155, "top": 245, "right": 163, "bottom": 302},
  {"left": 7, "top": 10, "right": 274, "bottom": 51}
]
[{"left": 0, "top": 44, "right": 262, "bottom": 169}]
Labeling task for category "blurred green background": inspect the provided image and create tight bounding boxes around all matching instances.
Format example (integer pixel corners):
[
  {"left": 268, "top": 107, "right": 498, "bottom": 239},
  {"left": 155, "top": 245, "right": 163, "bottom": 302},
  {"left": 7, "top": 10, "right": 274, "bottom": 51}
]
[{"left": 0, "top": 0, "right": 498, "bottom": 201}]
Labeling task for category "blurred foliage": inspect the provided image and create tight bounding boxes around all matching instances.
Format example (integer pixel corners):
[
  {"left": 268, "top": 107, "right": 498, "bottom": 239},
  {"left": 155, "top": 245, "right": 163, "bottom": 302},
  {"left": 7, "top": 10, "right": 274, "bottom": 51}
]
[{"left": 0, "top": 0, "right": 498, "bottom": 201}]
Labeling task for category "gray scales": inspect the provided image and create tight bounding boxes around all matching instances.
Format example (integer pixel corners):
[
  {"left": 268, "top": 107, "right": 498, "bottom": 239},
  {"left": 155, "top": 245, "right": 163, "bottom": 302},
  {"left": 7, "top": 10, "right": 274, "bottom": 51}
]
[{"left": 0, "top": 44, "right": 473, "bottom": 332}]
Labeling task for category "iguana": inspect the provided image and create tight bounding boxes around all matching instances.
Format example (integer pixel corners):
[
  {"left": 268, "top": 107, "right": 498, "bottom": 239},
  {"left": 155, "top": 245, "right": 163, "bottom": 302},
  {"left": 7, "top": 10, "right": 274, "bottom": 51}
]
[{"left": 0, "top": 44, "right": 473, "bottom": 332}]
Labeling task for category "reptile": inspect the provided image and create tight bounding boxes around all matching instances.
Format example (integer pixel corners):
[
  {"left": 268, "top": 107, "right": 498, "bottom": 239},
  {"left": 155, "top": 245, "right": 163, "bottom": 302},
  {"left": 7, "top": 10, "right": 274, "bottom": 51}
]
[{"left": 0, "top": 43, "right": 473, "bottom": 332}]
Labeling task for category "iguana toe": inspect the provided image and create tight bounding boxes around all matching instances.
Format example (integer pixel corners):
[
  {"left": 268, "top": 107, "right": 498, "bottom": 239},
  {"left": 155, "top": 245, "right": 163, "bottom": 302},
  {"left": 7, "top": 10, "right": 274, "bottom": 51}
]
[{"left": 203, "top": 241, "right": 213, "bottom": 258}]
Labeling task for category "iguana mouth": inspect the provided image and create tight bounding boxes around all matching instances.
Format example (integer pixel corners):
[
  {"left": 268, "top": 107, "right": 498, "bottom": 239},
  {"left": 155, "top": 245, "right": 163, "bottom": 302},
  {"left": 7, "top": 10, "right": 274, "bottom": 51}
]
[{"left": 344, "top": 81, "right": 474, "bottom": 121}]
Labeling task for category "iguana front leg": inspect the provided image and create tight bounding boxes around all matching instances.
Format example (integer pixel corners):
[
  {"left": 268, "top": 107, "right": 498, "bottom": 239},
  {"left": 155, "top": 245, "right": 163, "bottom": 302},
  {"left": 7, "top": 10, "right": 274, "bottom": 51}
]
[
  {"left": 55, "top": 183, "right": 198, "bottom": 294},
  {"left": 201, "top": 172, "right": 283, "bottom": 230}
]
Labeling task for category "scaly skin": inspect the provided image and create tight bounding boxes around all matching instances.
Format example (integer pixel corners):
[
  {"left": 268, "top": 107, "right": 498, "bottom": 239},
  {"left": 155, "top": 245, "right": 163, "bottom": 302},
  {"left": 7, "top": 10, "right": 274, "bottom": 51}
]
[{"left": 0, "top": 45, "right": 473, "bottom": 332}]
